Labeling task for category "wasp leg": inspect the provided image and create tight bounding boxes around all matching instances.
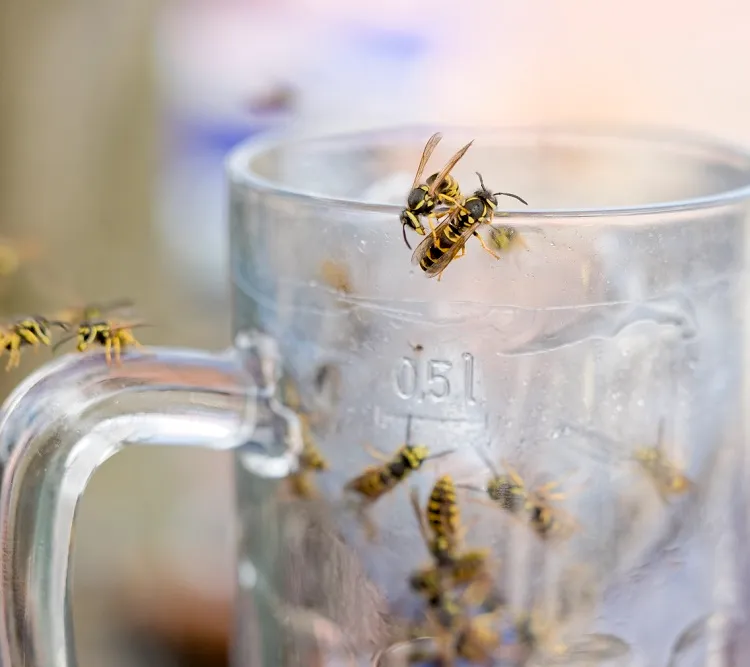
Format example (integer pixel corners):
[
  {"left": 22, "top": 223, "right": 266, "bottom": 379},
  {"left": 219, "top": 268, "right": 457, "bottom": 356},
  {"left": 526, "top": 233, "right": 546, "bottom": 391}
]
[
  {"left": 425, "top": 215, "right": 439, "bottom": 243},
  {"left": 6, "top": 335, "right": 22, "bottom": 370},
  {"left": 473, "top": 232, "right": 501, "bottom": 260},
  {"left": 112, "top": 336, "right": 122, "bottom": 366},
  {"left": 358, "top": 504, "right": 379, "bottom": 543},
  {"left": 104, "top": 338, "right": 113, "bottom": 366},
  {"left": 439, "top": 195, "right": 466, "bottom": 212}
]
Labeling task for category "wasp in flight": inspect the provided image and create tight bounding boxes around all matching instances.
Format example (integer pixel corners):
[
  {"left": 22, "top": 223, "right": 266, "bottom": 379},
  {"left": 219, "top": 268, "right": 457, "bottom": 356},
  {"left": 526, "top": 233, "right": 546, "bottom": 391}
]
[
  {"left": 53, "top": 300, "right": 146, "bottom": 367},
  {"left": 0, "top": 316, "right": 68, "bottom": 370},
  {"left": 411, "top": 172, "right": 528, "bottom": 280},
  {"left": 399, "top": 133, "right": 474, "bottom": 250},
  {"left": 344, "top": 416, "right": 454, "bottom": 540}
]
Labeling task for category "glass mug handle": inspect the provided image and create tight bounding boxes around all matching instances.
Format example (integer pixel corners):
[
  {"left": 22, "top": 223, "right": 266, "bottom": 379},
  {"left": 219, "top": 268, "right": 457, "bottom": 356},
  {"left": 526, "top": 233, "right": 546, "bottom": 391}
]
[{"left": 0, "top": 331, "right": 299, "bottom": 667}]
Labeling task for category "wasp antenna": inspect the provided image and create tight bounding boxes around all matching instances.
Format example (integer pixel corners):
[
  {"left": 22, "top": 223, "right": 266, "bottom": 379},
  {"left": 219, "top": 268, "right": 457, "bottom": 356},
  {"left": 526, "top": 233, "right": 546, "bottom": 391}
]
[
  {"left": 427, "top": 448, "right": 455, "bottom": 462},
  {"left": 476, "top": 172, "right": 487, "bottom": 191},
  {"left": 402, "top": 223, "right": 413, "bottom": 250},
  {"left": 48, "top": 320, "right": 70, "bottom": 331},
  {"left": 51, "top": 332, "right": 77, "bottom": 353},
  {"left": 494, "top": 192, "right": 528, "bottom": 206}
]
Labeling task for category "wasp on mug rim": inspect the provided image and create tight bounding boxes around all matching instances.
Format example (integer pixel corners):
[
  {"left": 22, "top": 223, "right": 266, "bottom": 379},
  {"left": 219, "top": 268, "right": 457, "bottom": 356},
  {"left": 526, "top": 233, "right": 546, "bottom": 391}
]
[
  {"left": 399, "top": 132, "right": 474, "bottom": 250},
  {"left": 411, "top": 172, "right": 528, "bottom": 280}
]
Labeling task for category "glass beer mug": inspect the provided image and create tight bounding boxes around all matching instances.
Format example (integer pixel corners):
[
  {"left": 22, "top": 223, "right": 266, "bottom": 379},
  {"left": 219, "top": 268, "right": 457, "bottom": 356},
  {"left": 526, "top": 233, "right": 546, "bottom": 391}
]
[{"left": 1, "top": 126, "right": 750, "bottom": 667}]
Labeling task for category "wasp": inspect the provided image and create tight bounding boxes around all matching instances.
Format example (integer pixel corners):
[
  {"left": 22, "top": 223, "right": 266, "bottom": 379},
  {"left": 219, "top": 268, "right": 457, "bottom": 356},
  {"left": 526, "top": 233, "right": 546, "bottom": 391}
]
[
  {"left": 410, "top": 476, "right": 471, "bottom": 568},
  {"left": 409, "top": 479, "right": 495, "bottom": 608},
  {"left": 0, "top": 316, "right": 69, "bottom": 370},
  {"left": 53, "top": 300, "right": 147, "bottom": 367},
  {"left": 54, "top": 298, "right": 135, "bottom": 327},
  {"left": 411, "top": 172, "right": 528, "bottom": 280},
  {"left": 412, "top": 591, "right": 502, "bottom": 667},
  {"left": 400, "top": 133, "right": 474, "bottom": 249},
  {"left": 278, "top": 374, "right": 330, "bottom": 500},
  {"left": 561, "top": 419, "right": 694, "bottom": 503},
  {"left": 458, "top": 448, "right": 528, "bottom": 516},
  {"left": 464, "top": 448, "right": 578, "bottom": 541},
  {"left": 524, "top": 481, "right": 580, "bottom": 540},
  {"left": 344, "top": 416, "right": 453, "bottom": 540},
  {"left": 634, "top": 419, "right": 694, "bottom": 501},
  {"left": 289, "top": 439, "right": 329, "bottom": 500}
]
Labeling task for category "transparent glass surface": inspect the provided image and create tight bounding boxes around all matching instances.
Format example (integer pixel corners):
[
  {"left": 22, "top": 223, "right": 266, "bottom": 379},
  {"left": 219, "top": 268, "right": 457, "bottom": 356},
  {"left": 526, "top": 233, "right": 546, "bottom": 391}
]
[
  {"left": 228, "top": 127, "right": 750, "bottom": 667},
  {"left": 0, "top": 335, "right": 302, "bottom": 667}
]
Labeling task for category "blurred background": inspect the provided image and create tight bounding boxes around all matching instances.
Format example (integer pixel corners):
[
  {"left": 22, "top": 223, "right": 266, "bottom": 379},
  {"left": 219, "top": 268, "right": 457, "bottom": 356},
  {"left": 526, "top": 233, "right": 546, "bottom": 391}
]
[{"left": 1, "top": 0, "right": 749, "bottom": 665}]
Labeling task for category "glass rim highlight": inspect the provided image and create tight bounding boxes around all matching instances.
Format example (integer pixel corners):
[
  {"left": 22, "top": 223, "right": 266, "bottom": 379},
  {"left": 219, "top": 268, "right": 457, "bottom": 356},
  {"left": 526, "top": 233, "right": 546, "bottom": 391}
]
[{"left": 226, "top": 123, "right": 750, "bottom": 219}]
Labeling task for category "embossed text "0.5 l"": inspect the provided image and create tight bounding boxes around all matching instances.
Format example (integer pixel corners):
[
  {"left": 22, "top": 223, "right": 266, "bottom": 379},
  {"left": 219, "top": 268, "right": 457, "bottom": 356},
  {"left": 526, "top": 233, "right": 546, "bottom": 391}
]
[{"left": 393, "top": 353, "right": 479, "bottom": 406}]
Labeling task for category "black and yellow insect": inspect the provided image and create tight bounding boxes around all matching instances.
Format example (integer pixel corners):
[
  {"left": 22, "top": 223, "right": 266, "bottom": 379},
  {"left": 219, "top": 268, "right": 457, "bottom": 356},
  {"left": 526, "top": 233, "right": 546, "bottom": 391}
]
[
  {"left": 411, "top": 589, "right": 502, "bottom": 666},
  {"left": 523, "top": 479, "right": 579, "bottom": 540},
  {"left": 465, "top": 447, "right": 577, "bottom": 540},
  {"left": 344, "top": 416, "right": 453, "bottom": 540},
  {"left": 53, "top": 300, "right": 146, "bottom": 367},
  {"left": 399, "top": 132, "right": 474, "bottom": 249},
  {"left": 460, "top": 448, "right": 529, "bottom": 516},
  {"left": 411, "top": 172, "right": 528, "bottom": 280},
  {"left": 633, "top": 419, "right": 694, "bottom": 501},
  {"left": 410, "top": 476, "right": 493, "bottom": 604},
  {"left": 427, "top": 474, "right": 460, "bottom": 538},
  {"left": 0, "top": 316, "right": 68, "bottom": 370},
  {"left": 289, "top": 439, "right": 329, "bottom": 499},
  {"left": 410, "top": 476, "right": 463, "bottom": 568},
  {"left": 278, "top": 374, "right": 332, "bottom": 499},
  {"left": 345, "top": 418, "right": 452, "bottom": 504},
  {"left": 408, "top": 548, "right": 494, "bottom": 608}
]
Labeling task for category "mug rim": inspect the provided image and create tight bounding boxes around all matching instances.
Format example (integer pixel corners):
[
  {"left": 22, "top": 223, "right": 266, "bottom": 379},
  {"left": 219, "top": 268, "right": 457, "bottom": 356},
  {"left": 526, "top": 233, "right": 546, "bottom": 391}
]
[{"left": 225, "top": 123, "right": 750, "bottom": 218}]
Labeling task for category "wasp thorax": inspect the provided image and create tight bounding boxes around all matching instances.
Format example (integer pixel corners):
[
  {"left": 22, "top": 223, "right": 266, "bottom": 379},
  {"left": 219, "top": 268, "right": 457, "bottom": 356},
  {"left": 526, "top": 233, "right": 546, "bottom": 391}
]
[
  {"left": 465, "top": 197, "right": 486, "bottom": 219},
  {"left": 407, "top": 185, "right": 433, "bottom": 211}
]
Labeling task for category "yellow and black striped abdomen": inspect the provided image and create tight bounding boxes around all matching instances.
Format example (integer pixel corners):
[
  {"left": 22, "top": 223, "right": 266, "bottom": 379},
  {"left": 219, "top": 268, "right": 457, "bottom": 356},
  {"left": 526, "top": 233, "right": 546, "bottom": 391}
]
[
  {"left": 427, "top": 475, "right": 459, "bottom": 537},
  {"left": 346, "top": 465, "right": 395, "bottom": 500},
  {"left": 419, "top": 221, "right": 464, "bottom": 270},
  {"left": 427, "top": 173, "right": 461, "bottom": 202},
  {"left": 441, "top": 175, "right": 460, "bottom": 200}
]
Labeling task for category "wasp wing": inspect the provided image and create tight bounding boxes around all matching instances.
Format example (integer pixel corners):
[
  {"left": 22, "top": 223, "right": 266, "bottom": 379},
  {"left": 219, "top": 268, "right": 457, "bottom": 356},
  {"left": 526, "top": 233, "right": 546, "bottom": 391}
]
[
  {"left": 411, "top": 211, "right": 481, "bottom": 279},
  {"left": 411, "top": 132, "right": 443, "bottom": 190},
  {"left": 426, "top": 139, "right": 474, "bottom": 197}
]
